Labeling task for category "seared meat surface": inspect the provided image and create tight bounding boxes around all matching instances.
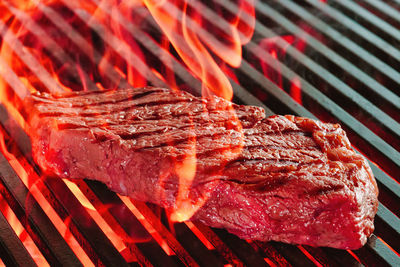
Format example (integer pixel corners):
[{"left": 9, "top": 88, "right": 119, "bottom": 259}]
[{"left": 27, "top": 87, "right": 378, "bottom": 249}]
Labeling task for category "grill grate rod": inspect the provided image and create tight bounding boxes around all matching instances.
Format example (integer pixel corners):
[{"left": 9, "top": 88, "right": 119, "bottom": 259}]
[
  {"left": 151, "top": 0, "right": 400, "bottom": 178},
  {"left": 364, "top": 0, "right": 400, "bottom": 25},
  {"left": 0, "top": 4, "right": 268, "bottom": 266},
  {"left": 275, "top": 0, "right": 400, "bottom": 109},
  {"left": 0, "top": 1, "right": 398, "bottom": 266},
  {"left": 88, "top": 0, "right": 272, "bottom": 114},
  {"left": 0, "top": 20, "right": 63, "bottom": 95},
  {"left": 306, "top": 0, "right": 400, "bottom": 63},
  {"left": 173, "top": 0, "right": 400, "bottom": 198},
  {"left": 375, "top": 204, "right": 400, "bottom": 253},
  {"left": 0, "top": 139, "right": 81, "bottom": 265},
  {"left": 5, "top": 4, "right": 99, "bottom": 92},
  {"left": 335, "top": 0, "right": 400, "bottom": 43},
  {"left": 217, "top": 0, "right": 400, "bottom": 178},
  {"left": 252, "top": 2, "right": 400, "bottom": 152},
  {"left": 0, "top": 56, "right": 29, "bottom": 100},
  {"left": 0, "top": 204, "right": 37, "bottom": 266},
  {"left": 135, "top": 3, "right": 400, "bottom": 266},
  {"left": 33, "top": 3, "right": 131, "bottom": 90}
]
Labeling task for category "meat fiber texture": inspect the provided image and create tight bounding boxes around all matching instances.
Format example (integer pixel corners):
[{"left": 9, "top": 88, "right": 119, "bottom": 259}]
[{"left": 27, "top": 87, "right": 378, "bottom": 249}]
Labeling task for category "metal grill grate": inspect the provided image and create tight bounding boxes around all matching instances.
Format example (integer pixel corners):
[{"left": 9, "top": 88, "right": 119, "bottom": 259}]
[{"left": 0, "top": 0, "right": 399, "bottom": 266}]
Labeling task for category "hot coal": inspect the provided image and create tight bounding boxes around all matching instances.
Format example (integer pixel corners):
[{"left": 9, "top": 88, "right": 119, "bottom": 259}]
[{"left": 26, "top": 87, "right": 378, "bottom": 249}]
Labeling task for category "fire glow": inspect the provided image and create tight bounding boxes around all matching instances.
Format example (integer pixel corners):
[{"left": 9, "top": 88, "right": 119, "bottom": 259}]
[
  {"left": 0, "top": 0, "right": 319, "bottom": 263},
  {"left": 0, "top": 0, "right": 258, "bottom": 261}
]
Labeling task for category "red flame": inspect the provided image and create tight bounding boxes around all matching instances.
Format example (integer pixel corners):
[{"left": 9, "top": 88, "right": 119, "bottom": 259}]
[
  {"left": 0, "top": 195, "right": 49, "bottom": 266},
  {"left": 0, "top": 130, "right": 94, "bottom": 265},
  {"left": 143, "top": 0, "right": 254, "bottom": 100},
  {"left": 0, "top": 0, "right": 256, "bottom": 237}
]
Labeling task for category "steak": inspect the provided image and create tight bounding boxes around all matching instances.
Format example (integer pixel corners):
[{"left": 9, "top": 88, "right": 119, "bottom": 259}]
[{"left": 27, "top": 87, "right": 378, "bottom": 249}]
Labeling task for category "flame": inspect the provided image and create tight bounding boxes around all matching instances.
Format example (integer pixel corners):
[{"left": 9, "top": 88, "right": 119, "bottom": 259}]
[
  {"left": 140, "top": 0, "right": 251, "bottom": 222},
  {"left": 0, "top": 130, "right": 94, "bottom": 266},
  {"left": 257, "top": 23, "right": 326, "bottom": 103},
  {"left": 184, "top": 221, "right": 214, "bottom": 249},
  {"left": 63, "top": 179, "right": 128, "bottom": 255},
  {"left": 0, "top": 0, "right": 254, "bottom": 228},
  {"left": 169, "top": 134, "right": 200, "bottom": 222},
  {"left": 0, "top": 195, "right": 49, "bottom": 266},
  {"left": 119, "top": 195, "right": 175, "bottom": 256},
  {"left": 142, "top": 0, "right": 254, "bottom": 100}
]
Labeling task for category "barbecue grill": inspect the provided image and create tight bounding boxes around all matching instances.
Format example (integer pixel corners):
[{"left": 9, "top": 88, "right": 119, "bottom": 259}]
[{"left": 0, "top": 0, "right": 399, "bottom": 266}]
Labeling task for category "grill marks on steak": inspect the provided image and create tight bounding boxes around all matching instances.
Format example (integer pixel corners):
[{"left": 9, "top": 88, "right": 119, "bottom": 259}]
[{"left": 27, "top": 87, "right": 379, "bottom": 249}]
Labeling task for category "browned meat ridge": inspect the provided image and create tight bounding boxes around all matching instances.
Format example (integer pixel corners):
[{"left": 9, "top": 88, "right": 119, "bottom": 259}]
[{"left": 27, "top": 87, "right": 378, "bottom": 249}]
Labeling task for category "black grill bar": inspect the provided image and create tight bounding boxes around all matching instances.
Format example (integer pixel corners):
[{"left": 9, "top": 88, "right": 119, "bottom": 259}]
[
  {"left": 252, "top": 3, "right": 400, "bottom": 144},
  {"left": 364, "top": 0, "right": 400, "bottom": 24},
  {"left": 88, "top": 0, "right": 272, "bottom": 114},
  {"left": 322, "top": 247, "right": 363, "bottom": 266},
  {"left": 0, "top": 138, "right": 81, "bottom": 266},
  {"left": 0, "top": 56, "right": 29, "bottom": 100},
  {"left": 5, "top": 4, "right": 99, "bottom": 92},
  {"left": 124, "top": 199, "right": 200, "bottom": 267},
  {"left": 358, "top": 234, "right": 399, "bottom": 266},
  {"left": 77, "top": 180, "right": 174, "bottom": 267},
  {"left": 0, "top": 208, "right": 37, "bottom": 266},
  {"left": 263, "top": 242, "right": 317, "bottom": 266},
  {"left": 305, "top": 0, "right": 400, "bottom": 62},
  {"left": 191, "top": 222, "right": 245, "bottom": 265},
  {"left": 157, "top": 0, "right": 400, "bottom": 180},
  {"left": 252, "top": 241, "right": 293, "bottom": 266},
  {"left": 375, "top": 204, "right": 400, "bottom": 252},
  {"left": 0, "top": 20, "right": 64, "bottom": 95},
  {"left": 209, "top": 229, "right": 276, "bottom": 266},
  {"left": 273, "top": 0, "right": 400, "bottom": 109},
  {"left": 41, "top": 178, "right": 129, "bottom": 266},
  {"left": 171, "top": 221, "right": 223, "bottom": 266},
  {"left": 0, "top": 3, "right": 272, "bottom": 264},
  {"left": 191, "top": 0, "right": 400, "bottom": 197},
  {"left": 336, "top": 0, "right": 400, "bottom": 43},
  {"left": 279, "top": 0, "right": 400, "bottom": 92},
  {"left": 137, "top": 3, "right": 399, "bottom": 266},
  {"left": 34, "top": 3, "right": 131, "bottom": 90},
  {"left": 0, "top": 0, "right": 399, "bottom": 266}
]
